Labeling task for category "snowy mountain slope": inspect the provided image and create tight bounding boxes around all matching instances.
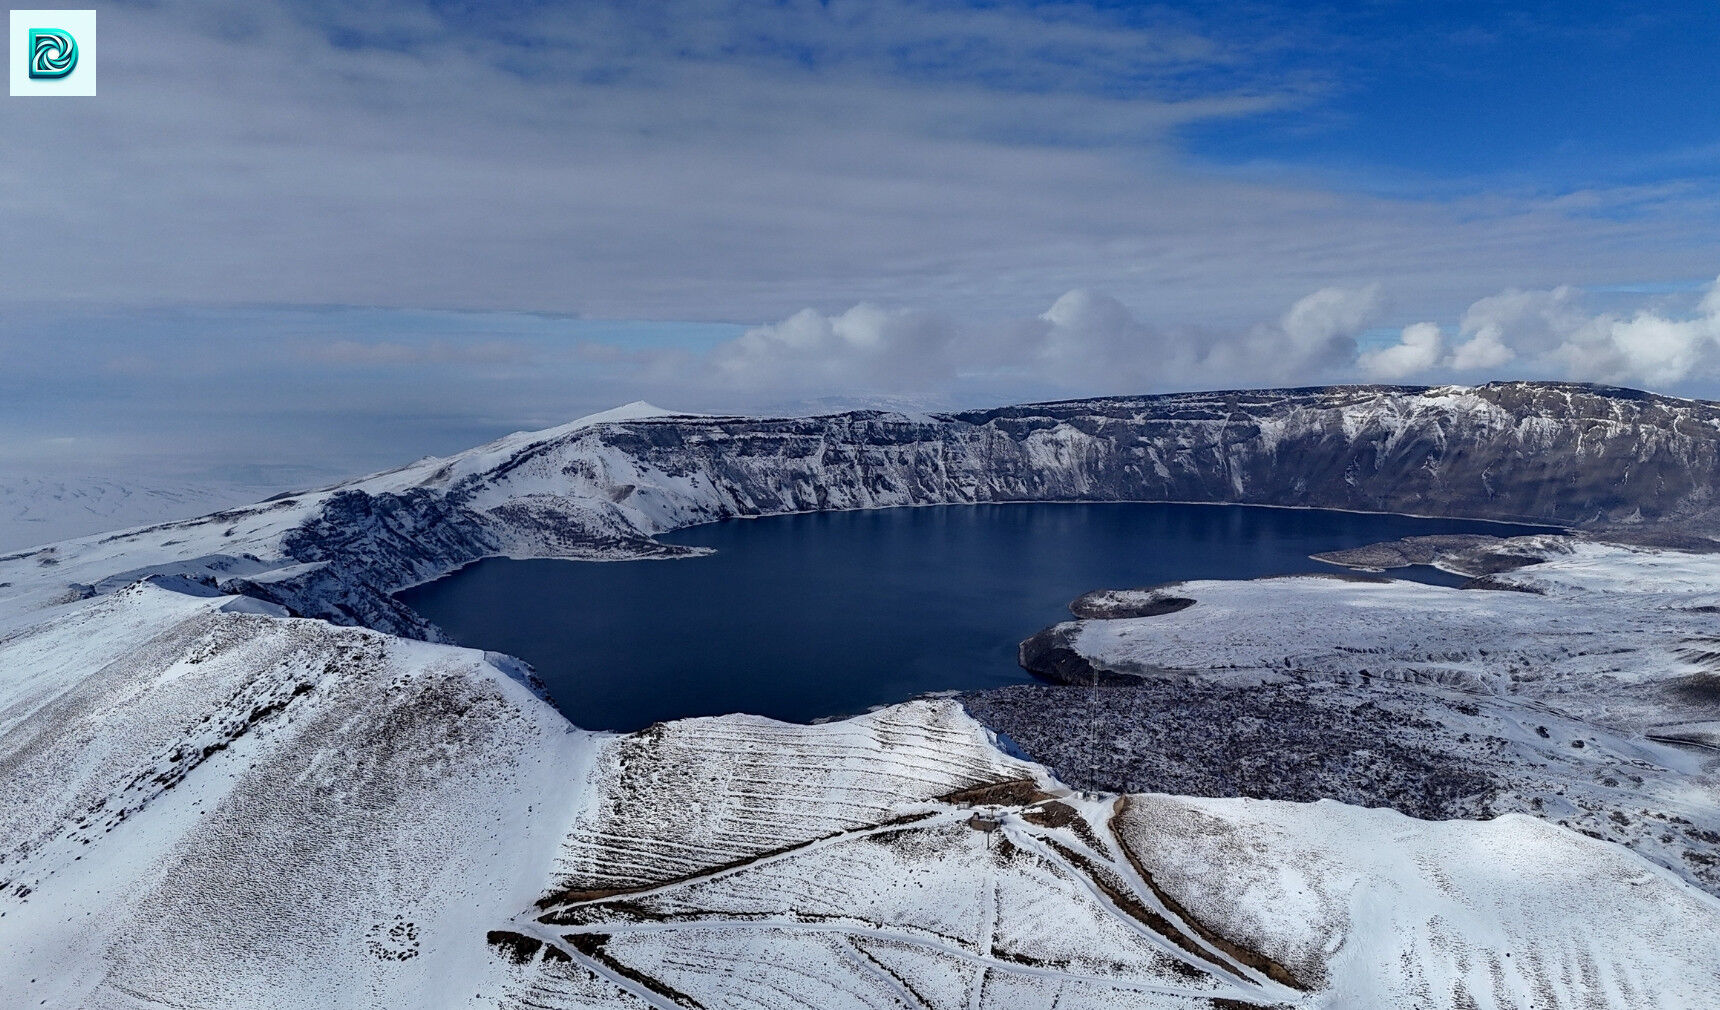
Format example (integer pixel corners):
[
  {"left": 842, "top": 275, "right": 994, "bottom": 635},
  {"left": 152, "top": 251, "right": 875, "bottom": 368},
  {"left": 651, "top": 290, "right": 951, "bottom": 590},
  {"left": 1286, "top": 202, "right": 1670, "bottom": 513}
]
[
  {"left": 4, "top": 384, "right": 1720, "bottom": 1007},
  {"left": 6, "top": 381, "right": 1720, "bottom": 641},
  {"left": 0, "top": 580, "right": 592, "bottom": 1009},
  {"left": 490, "top": 703, "right": 1720, "bottom": 1010},
  {"left": 1117, "top": 795, "right": 1720, "bottom": 1009},
  {"left": 548, "top": 702, "right": 1036, "bottom": 894},
  {"left": 1, "top": 616, "right": 1711, "bottom": 1010},
  {"left": 0, "top": 403, "right": 705, "bottom": 632},
  {"left": 13, "top": 587, "right": 1714, "bottom": 1008},
  {"left": 994, "top": 538, "right": 1720, "bottom": 896}
]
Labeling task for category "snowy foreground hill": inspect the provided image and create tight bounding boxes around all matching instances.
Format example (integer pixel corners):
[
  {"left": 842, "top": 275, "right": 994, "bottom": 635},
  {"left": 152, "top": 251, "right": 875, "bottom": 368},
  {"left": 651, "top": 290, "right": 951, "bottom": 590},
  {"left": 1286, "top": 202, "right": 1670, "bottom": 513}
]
[{"left": 2, "top": 382, "right": 1720, "bottom": 1008}]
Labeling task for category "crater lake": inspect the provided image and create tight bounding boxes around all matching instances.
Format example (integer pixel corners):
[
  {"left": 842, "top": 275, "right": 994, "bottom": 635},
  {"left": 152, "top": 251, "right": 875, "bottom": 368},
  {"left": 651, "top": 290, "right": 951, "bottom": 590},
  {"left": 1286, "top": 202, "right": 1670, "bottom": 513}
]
[{"left": 397, "top": 503, "right": 1555, "bottom": 731}]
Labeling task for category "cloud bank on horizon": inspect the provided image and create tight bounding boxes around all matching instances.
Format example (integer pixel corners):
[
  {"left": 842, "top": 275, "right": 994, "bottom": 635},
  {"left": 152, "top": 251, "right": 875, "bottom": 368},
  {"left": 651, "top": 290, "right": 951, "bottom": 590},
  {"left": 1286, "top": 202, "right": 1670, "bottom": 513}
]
[
  {"left": 720, "top": 275, "right": 1720, "bottom": 395},
  {"left": 3, "top": 0, "right": 1719, "bottom": 483}
]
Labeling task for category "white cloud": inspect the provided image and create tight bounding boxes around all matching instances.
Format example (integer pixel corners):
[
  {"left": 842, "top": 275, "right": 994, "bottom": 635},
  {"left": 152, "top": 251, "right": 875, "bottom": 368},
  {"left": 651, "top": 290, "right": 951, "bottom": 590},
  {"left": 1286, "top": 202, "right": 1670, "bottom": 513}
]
[
  {"left": 1445, "top": 276, "right": 1720, "bottom": 387},
  {"left": 0, "top": 1, "right": 1713, "bottom": 329},
  {"left": 1453, "top": 286, "right": 1586, "bottom": 367},
  {"left": 700, "top": 283, "right": 1384, "bottom": 400},
  {"left": 1448, "top": 328, "right": 1515, "bottom": 371},
  {"left": 1027, "top": 289, "right": 1164, "bottom": 388},
  {"left": 710, "top": 304, "right": 959, "bottom": 391},
  {"left": 1359, "top": 322, "right": 1444, "bottom": 380},
  {"left": 699, "top": 276, "right": 1720, "bottom": 400},
  {"left": 1281, "top": 285, "right": 1382, "bottom": 354},
  {"left": 1553, "top": 306, "right": 1720, "bottom": 387}
]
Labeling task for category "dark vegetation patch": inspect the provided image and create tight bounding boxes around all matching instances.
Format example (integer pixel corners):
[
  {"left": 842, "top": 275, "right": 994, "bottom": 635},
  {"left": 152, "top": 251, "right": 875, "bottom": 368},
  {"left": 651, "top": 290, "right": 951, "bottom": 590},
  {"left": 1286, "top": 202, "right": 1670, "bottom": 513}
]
[
  {"left": 365, "top": 916, "right": 420, "bottom": 961},
  {"left": 1670, "top": 673, "right": 1720, "bottom": 705},
  {"left": 486, "top": 930, "right": 542, "bottom": 965},
  {"left": 1464, "top": 576, "right": 1545, "bottom": 593},
  {"left": 937, "top": 778, "right": 1052, "bottom": 808},
  {"left": 961, "top": 683, "right": 1499, "bottom": 820}
]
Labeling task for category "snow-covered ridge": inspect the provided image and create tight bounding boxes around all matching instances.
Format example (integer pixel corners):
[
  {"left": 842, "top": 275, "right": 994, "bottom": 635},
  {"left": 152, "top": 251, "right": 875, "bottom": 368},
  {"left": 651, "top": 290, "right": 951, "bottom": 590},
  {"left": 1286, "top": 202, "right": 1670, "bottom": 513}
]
[
  {"left": 8, "top": 586, "right": 1714, "bottom": 1009},
  {"left": 4, "top": 382, "right": 1720, "bottom": 1007},
  {"left": 0, "top": 581, "right": 593, "bottom": 1007},
  {"left": 5, "top": 381, "right": 1718, "bottom": 638},
  {"left": 488, "top": 701, "right": 1720, "bottom": 1010}
]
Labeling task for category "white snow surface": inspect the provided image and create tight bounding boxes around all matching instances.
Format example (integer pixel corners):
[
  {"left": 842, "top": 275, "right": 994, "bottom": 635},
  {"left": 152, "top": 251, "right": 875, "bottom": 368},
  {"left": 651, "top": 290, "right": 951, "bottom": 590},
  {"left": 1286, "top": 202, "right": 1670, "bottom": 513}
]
[
  {"left": 1051, "top": 538, "right": 1720, "bottom": 897},
  {"left": 2, "top": 572, "right": 1716, "bottom": 1006},
  {"left": 1121, "top": 796, "right": 1720, "bottom": 1009},
  {"left": 498, "top": 706, "right": 1720, "bottom": 1009},
  {"left": 0, "top": 474, "right": 290, "bottom": 553},
  {"left": 0, "top": 581, "right": 594, "bottom": 1008},
  {"left": 2, "top": 392, "right": 1720, "bottom": 1006}
]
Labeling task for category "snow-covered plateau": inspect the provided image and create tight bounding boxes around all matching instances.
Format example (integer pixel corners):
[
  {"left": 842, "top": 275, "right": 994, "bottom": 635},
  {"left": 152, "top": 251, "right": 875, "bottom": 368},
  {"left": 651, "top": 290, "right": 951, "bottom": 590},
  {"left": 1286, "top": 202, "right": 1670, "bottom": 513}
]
[
  {"left": 2, "top": 381, "right": 1719, "bottom": 1008},
  {"left": 0, "top": 473, "right": 295, "bottom": 554}
]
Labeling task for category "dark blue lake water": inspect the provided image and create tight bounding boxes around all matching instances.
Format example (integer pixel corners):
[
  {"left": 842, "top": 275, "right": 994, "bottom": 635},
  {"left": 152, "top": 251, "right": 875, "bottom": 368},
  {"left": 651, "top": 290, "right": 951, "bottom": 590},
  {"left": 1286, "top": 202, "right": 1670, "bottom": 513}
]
[{"left": 398, "top": 503, "right": 1552, "bottom": 731}]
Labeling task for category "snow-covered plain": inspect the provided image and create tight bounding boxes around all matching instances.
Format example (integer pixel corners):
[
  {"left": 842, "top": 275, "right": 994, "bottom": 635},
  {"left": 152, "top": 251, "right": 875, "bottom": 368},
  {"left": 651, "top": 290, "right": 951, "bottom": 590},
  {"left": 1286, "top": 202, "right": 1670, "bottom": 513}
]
[
  {"left": 3, "top": 384, "right": 1720, "bottom": 1007},
  {"left": 0, "top": 473, "right": 293, "bottom": 554}
]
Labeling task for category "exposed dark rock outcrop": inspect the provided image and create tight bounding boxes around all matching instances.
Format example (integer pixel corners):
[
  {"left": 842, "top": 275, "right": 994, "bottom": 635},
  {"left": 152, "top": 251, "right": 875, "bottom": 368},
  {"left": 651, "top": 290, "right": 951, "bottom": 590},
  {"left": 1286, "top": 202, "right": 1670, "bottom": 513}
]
[
  {"left": 253, "top": 382, "right": 1720, "bottom": 634},
  {"left": 1018, "top": 625, "right": 1133, "bottom": 686},
  {"left": 1070, "top": 586, "right": 1199, "bottom": 619}
]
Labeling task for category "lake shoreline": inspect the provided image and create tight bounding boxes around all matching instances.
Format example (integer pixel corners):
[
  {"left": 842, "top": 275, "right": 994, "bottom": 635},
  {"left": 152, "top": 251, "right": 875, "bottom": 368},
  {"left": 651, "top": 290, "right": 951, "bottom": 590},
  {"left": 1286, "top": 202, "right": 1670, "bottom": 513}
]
[{"left": 401, "top": 502, "right": 1557, "bottom": 732}]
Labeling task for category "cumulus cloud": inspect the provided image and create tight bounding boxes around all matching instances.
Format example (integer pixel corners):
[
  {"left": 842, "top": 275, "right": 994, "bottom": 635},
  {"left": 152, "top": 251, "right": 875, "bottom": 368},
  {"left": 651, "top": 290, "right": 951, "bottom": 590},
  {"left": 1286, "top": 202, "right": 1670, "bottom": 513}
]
[
  {"left": 1028, "top": 284, "right": 1382, "bottom": 390},
  {"left": 1551, "top": 297, "right": 1720, "bottom": 388},
  {"left": 704, "top": 283, "right": 1385, "bottom": 400},
  {"left": 1358, "top": 322, "right": 1444, "bottom": 380},
  {"left": 1446, "top": 276, "right": 1720, "bottom": 387},
  {"left": 1280, "top": 284, "right": 1383, "bottom": 356},
  {"left": 1450, "top": 286, "right": 1585, "bottom": 372},
  {"left": 711, "top": 305, "right": 960, "bottom": 391},
  {"left": 1448, "top": 327, "right": 1514, "bottom": 371},
  {"left": 1026, "top": 289, "right": 1167, "bottom": 388},
  {"left": 705, "top": 275, "right": 1720, "bottom": 400}
]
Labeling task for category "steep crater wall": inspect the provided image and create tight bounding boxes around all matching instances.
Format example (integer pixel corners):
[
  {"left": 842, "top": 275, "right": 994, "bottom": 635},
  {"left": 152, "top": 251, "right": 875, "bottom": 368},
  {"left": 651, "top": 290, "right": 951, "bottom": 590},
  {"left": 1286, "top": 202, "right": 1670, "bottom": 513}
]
[{"left": 270, "top": 382, "right": 1720, "bottom": 634}]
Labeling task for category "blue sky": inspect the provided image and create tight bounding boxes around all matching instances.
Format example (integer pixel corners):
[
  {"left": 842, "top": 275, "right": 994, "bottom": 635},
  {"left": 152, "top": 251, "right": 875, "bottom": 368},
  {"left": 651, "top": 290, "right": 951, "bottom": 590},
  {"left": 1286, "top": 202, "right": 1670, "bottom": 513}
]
[
  {"left": 1178, "top": 3, "right": 1719, "bottom": 194},
  {"left": 2, "top": 0, "right": 1718, "bottom": 485}
]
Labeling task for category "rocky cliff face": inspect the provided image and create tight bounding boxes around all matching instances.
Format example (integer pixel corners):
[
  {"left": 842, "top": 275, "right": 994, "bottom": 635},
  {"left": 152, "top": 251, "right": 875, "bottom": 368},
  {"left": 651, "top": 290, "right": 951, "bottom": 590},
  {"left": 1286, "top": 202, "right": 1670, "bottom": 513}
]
[
  {"left": 581, "top": 382, "right": 1720, "bottom": 525},
  {"left": 10, "top": 382, "right": 1714, "bottom": 637},
  {"left": 264, "top": 381, "right": 1720, "bottom": 631},
  {"left": 951, "top": 383, "right": 1720, "bottom": 524},
  {"left": 7, "top": 383, "right": 1720, "bottom": 1009}
]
